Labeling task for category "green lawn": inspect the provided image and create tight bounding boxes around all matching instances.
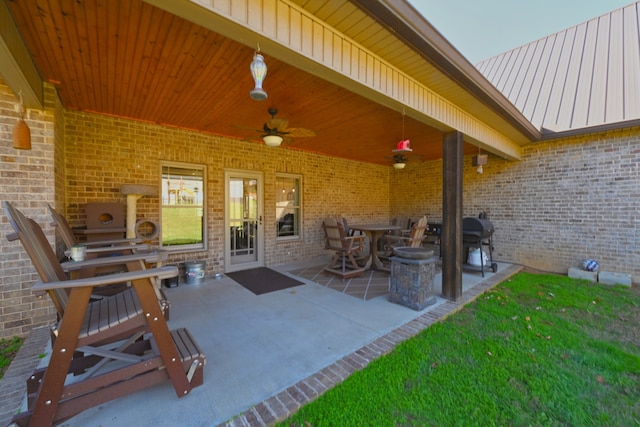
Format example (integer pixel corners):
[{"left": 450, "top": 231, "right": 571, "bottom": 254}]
[
  {"left": 279, "top": 272, "right": 640, "bottom": 426},
  {"left": 0, "top": 336, "right": 23, "bottom": 379},
  {"left": 161, "top": 206, "right": 203, "bottom": 246}
]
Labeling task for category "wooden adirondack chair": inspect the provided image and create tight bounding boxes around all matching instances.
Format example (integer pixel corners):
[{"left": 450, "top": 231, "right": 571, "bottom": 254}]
[
  {"left": 48, "top": 204, "right": 171, "bottom": 308},
  {"left": 382, "top": 215, "right": 428, "bottom": 255},
  {"left": 322, "top": 216, "right": 366, "bottom": 278},
  {"left": 3, "top": 202, "right": 205, "bottom": 427}
]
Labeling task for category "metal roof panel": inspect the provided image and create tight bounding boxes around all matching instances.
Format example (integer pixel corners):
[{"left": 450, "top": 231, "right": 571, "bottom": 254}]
[{"left": 477, "top": 1, "right": 640, "bottom": 134}]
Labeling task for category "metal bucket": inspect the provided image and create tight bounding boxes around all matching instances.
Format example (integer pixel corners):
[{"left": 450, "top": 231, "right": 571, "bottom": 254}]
[{"left": 184, "top": 261, "right": 206, "bottom": 285}]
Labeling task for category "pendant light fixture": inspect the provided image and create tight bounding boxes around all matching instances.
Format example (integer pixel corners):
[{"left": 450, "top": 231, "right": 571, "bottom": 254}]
[
  {"left": 249, "top": 44, "right": 268, "bottom": 101},
  {"left": 391, "top": 109, "right": 411, "bottom": 169},
  {"left": 12, "top": 91, "right": 31, "bottom": 150}
]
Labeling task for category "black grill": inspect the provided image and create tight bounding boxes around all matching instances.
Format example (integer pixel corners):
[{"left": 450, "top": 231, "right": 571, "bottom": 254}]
[
  {"left": 462, "top": 217, "right": 494, "bottom": 241},
  {"left": 462, "top": 217, "right": 497, "bottom": 277}
]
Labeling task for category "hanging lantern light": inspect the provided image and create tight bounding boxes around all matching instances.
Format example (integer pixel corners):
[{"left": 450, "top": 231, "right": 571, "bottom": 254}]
[
  {"left": 472, "top": 146, "right": 487, "bottom": 174},
  {"left": 12, "top": 91, "right": 31, "bottom": 150},
  {"left": 249, "top": 45, "right": 268, "bottom": 101}
]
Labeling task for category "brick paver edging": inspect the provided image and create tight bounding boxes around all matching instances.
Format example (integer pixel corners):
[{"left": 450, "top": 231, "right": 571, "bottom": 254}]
[
  {"left": 220, "top": 264, "right": 523, "bottom": 427},
  {"left": 0, "top": 326, "right": 51, "bottom": 426}
]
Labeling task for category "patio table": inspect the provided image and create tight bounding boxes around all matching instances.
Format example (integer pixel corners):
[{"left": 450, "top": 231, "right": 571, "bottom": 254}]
[{"left": 349, "top": 224, "right": 400, "bottom": 271}]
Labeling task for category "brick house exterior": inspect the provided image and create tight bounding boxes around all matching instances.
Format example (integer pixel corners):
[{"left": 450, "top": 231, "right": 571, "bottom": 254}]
[
  {"left": 2, "top": 76, "right": 638, "bottom": 340},
  {"left": 1, "top": 0, "right": 639, "bottom": 340}
]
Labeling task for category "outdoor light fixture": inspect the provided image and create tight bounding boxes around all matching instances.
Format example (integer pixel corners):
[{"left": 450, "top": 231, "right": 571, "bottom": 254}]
[
  {"left": 263, "top": 134, "right": 283, "bottom": 147},
  {"left": 473, "top": 150, "right": 487, "bottom": 174},
  {"left": 12, "top": 91, "right": 31, "bottom": 150},
  {"left": 390, "top": 110, "right": 411, "bottom": 169},
  {"left": 249, "top": 45, "right": 268, "bottom": 101}
]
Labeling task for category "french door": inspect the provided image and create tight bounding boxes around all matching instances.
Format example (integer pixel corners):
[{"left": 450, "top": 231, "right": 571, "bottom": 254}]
[{"left": 224, "top": 170, "right": 264, "bottom": 272}]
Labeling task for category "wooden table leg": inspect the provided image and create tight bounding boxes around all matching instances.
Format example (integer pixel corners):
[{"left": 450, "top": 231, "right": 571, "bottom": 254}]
[{"left": 369, "top": 231, "right": 389, "bottom": 271}]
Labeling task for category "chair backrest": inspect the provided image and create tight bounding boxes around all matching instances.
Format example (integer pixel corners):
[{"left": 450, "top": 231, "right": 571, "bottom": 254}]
[
  {"left": 341, "top": 217, "right": 350, "bottom": 235},
  {"left": 4, "top": 202, "right": 70, "bottom": 315},
  {"left": 322, "top": 216, "right": 350, "bottom": 251},
  {"left": 48, "top": 204, "right": 78, "bottom": 249},
  {"left": 391, "top": 215, "right": 411, "bottom": 236},
  {"left": 406, "top": 215, "right": 428, "bottom": 247}
]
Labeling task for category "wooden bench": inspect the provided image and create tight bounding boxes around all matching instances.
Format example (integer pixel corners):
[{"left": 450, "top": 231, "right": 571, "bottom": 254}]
[{"left": 3, "top": 201, "right": 206, "bottom": 426}]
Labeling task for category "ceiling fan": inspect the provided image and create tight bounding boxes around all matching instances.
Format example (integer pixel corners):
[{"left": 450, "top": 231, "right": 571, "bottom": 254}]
[
  {"left": 258, "top": 107, "right": 316, "bottom": 146},
  {"left": 386, "top": 153, "right": 411, "bottom": 169},
  {"left": 385, "top": 145, "right": 423, "bottom": 169}
]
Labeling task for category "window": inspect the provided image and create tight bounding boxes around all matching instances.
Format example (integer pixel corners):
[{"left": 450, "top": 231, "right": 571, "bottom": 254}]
[
  {"left": 276, "top": 173, "right": 301, "bottom": 240},
  {"left": 160, "top": 161, "right": 206, "bottom": 251}
]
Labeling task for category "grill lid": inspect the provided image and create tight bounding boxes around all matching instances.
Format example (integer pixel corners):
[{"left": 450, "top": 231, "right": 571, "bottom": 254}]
[{"left": 462, "top": 217, "right": 494, "bottom": 239}]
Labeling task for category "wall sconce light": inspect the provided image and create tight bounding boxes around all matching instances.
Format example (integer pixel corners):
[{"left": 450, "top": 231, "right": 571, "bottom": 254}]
[
  {"left": 12, "top": 91, "right": 31, "bottom": 150},
  {"left": 263, "top": 134, "right": 283, "bottom": 147},
  {"left": 472, "top": 153, "right": 487, "bottom": 174},
  {"left": 249, "top": 45, "right": 268, "bottom": 101}
]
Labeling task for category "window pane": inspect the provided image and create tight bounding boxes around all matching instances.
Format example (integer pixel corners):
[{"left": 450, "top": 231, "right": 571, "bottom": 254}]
[
  {"left": 276, "top": 175, "right": 301, "bottom": 238},
  {"left": 161, "top": 162, "right": 206, "bottom": 250}
]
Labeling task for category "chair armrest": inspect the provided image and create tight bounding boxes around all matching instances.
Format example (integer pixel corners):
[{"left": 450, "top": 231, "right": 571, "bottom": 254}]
[
  {"left": 61, "top": 250, "right": 168, "bottom": 272},
  {"left": 383, "top": 235, "right": 409, "bottom": 244},
  {"left": 344, "top": 235, "right": 365, "bottom": 245},
  {"left": 343, "top": 235, "right": 365, "bottom": 250},
  {"left": 78, "top": 237, "right": 144, "bottom": 247},
  {"left": 64, "top": 244, "right": 150, "bottom": 257},
  {"left": 75, "top": 227, "right": 127, "bottom": 235},
  {"left": 32, "top": 266, "right": 178, "bottom": 292}
]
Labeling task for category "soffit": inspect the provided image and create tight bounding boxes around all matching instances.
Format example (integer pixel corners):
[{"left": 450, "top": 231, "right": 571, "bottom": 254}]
[{"left": 291, "top": 0, "right": 538, "bottom": 145}]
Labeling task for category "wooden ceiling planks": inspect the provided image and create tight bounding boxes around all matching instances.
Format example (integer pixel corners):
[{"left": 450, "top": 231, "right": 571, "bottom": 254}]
[{"left": 5, "top": 0, "right": 483, "bottom": 165}]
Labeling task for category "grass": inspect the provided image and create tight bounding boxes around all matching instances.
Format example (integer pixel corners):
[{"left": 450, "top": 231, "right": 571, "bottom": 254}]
[
  {"left": 161, "top": 206, "right": 203, "bottom": 246},
  {"left": 0, "top": 336, "right": 24, "bottom": 380},
  {"left": 279, "top": 272, "right": 640, "bottom": 426}
]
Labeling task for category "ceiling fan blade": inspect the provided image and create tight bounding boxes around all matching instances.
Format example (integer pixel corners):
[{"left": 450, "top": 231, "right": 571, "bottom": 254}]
[
  {"left": 267, "top": 118, "right": 289, "bottom": 130},
  {"left": 282, "top": 135, "right": 294, "bottom": 145},
  {"left": 286, "top": 127, "right": 316, "bottom": 138}
]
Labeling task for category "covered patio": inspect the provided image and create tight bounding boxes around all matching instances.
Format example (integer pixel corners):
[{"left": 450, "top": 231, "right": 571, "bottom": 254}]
[
  {"left": 0, "top": 0, "right": 538, "bottom": 301},
  {"left": 2, "top": 260, "right": 521, "bottom": 426},
  {"left": 5, "top": 0, "right": 639, "bottom": 425}
]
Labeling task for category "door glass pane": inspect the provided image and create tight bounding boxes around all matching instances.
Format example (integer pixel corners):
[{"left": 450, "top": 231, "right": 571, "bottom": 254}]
[
  {"left": 276, "top": 174, "right": 301, "bottom": 239},
  {"left": 229, "top": 177, "right": 258, "bottom": 263},
  {"left": 160, "top": 162, "right": 206, "bottom": 251}
]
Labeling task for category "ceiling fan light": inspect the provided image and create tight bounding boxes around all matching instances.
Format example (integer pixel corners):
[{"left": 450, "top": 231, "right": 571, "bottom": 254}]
[
  {"left": 249, "top": 52, "right": 268, "bottom": 101},
  {"left": 263, "top": 134, "right": 283, "bottom": 147},
  {"left": 393, "top": 162, "right": 406, "bottom": 170}
]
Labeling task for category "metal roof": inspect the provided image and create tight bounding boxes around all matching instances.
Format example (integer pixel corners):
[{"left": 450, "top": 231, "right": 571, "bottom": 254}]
[{"left": 476, "top": 1, "right": 640, "bottom": 136}]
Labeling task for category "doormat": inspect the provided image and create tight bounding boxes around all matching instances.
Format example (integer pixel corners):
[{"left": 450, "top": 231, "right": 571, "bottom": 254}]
[{"left": 226, "top": 267, "right": 304, "bottom": 295}]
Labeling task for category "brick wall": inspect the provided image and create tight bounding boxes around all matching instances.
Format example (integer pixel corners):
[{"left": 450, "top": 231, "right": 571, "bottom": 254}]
[
  {"left": 391, "top": 127, "right": 640, "bottom": 282},
  {"left": 60, "top": 109, "right": 392, "bottom": 273},
  {"left": 0, "top": 80, "right": 58, "bottom": 339}
]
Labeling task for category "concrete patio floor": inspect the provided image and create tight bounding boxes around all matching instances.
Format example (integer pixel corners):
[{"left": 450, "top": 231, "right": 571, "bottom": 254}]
[{"left": 1, "top": 258, "right": 522, "bottom": 427}]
